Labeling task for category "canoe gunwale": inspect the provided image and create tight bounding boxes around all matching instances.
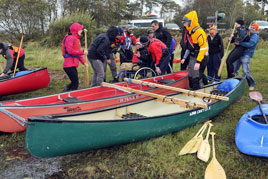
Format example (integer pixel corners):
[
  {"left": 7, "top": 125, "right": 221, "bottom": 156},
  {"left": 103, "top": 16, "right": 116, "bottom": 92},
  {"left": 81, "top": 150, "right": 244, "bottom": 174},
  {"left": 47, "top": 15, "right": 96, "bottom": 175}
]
[
  {"left": 28, "top": 76, "right": 246, "bottom": 124},
  {"left": 0, "top": 72, "right": 189, "bottom": 108}
]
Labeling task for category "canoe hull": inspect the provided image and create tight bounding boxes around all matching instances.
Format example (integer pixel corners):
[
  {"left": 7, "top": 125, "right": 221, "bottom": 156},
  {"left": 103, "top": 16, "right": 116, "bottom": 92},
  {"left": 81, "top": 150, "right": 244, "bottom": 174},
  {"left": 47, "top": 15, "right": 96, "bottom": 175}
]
[
  {"left": 26, "top": 77, "right": 246, "bottom": 158},
  {"left": 235, "top": 104, "right": 268, "bottom": 157},
  {"left": 0, "top": 71, "right": 188, "bottom": 133},
  {"left": 0, "top": 68, "right": 50, "bottom": 96}
]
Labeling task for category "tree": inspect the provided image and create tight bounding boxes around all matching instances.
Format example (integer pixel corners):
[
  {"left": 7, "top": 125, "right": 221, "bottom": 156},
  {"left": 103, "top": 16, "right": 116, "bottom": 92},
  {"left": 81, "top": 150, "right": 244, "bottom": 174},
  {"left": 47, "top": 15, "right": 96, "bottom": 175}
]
[{"left": 0, "top": 0, "right": 57, "bottom": 41}]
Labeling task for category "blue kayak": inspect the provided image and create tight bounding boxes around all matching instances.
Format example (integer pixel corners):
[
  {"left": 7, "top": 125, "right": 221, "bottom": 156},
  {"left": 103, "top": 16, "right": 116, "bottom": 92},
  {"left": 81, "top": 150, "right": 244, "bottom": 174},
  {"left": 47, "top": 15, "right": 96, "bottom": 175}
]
[{"left": 235, "top": 104, "right": 268, "bottom": 157}]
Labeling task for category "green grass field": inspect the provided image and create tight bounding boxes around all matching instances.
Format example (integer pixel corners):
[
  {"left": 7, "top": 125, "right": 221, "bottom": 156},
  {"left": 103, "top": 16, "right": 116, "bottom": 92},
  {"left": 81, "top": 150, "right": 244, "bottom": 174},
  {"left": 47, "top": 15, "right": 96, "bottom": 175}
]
[{"left": 0, "top": 42, "right": 267, "bottom": 178}]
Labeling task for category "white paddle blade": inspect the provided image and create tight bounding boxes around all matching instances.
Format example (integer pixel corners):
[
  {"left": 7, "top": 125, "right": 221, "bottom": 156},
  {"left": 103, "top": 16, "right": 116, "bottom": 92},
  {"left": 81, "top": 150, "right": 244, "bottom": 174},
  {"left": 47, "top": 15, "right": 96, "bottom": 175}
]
[
  {"left": 197, "top": 141, "right": 210, "bottom": 162},
  {"left": 188, "top": 136, "right": 203, "bottom": 154},
  {"left": 205, "top": 158, "right": 226, "bottom": 179}
]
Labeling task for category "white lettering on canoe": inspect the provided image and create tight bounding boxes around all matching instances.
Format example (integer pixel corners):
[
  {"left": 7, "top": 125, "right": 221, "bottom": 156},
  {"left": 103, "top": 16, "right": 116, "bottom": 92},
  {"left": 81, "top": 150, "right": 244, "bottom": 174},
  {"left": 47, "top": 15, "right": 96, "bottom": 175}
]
[
  {"left": 119, "top": 94, "right": 145, "bottom": 103},
  {"left": 189, "top": 106, "right": 211, "bottom": 116}
]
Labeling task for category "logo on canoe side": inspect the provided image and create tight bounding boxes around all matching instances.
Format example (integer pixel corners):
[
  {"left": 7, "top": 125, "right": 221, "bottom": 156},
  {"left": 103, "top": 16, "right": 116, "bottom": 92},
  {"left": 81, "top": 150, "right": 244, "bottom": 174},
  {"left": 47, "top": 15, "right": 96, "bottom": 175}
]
[
  {"left": 189, "top": 106, "right": 211, "bottom": 116},
  {"left": 63, "top": 106, "right": 82, "bottom": 113},
  {"left": 118, "top": 94, "right": 145, "bottom": 103}
]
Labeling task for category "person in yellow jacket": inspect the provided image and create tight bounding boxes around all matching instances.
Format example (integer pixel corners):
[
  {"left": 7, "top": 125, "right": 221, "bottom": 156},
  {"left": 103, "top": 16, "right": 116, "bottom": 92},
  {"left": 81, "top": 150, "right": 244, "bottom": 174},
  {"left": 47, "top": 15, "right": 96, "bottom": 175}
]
[{"left": 182, "top": 10, "right": 208, "bottom": 90}]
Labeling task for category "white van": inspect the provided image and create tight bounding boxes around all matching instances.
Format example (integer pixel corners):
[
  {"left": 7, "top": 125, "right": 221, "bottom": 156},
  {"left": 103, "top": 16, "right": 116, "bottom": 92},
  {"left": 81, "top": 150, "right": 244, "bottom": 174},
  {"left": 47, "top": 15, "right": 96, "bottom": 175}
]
[{"left": 128, "top": 18, "right": 165, "bottom": 29}]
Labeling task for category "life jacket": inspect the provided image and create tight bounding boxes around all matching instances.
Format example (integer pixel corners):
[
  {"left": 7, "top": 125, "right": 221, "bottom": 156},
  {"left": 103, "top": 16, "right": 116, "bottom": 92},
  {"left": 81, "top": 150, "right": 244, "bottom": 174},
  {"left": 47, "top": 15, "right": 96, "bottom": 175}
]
[
  {"left": 9, "top": 45, "right": 24, "bottom": 58},
  {"left": 62, "top": 35, "right": 80, "bottom": 59},
  {"left": 121, "top": 32, "right": 132, "bottom": 50}
]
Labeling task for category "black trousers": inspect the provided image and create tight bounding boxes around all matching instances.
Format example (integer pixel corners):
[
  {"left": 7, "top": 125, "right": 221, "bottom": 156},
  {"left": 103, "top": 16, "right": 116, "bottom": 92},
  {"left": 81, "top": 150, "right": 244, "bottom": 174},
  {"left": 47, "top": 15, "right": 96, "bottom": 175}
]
[
  {"left": 63, "top": 67, "right": 79, "bottom": 91},
  {"left": 226, "top": 46, "right": 245, "bottom": 78},
  {"left": 11, "top": 54, "right": 28, "bottom": 71},
  {"left": 119, "top": 49, "right": 133, "bottom": 64},
  {"left": 180, "top": 50, "right": 190, "bottom": 71}
]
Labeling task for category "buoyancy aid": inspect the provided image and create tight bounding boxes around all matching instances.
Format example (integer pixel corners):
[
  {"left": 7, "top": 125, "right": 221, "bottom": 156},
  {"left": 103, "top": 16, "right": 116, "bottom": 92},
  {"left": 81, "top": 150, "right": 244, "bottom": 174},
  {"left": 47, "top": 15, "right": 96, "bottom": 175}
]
[{"left": 62, "top": 35, "right": 80, "bottom": 59}]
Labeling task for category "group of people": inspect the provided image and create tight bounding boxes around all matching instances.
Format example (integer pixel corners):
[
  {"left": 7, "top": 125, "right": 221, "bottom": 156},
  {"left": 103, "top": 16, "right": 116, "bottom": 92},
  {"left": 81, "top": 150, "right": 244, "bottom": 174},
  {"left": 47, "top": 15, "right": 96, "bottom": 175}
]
[
  {"left": 0, "top": 10, "right": 259, "bottom": 92},
  {"left": 179, "top": 11, "right": 259, "bottom": 90}
]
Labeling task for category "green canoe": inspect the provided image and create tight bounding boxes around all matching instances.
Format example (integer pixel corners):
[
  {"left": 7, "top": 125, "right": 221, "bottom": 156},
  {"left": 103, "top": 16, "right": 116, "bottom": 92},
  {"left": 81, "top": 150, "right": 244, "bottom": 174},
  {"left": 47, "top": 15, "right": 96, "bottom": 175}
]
[{"left": 26, "top": 77, "right": 246, "bottom": 158}]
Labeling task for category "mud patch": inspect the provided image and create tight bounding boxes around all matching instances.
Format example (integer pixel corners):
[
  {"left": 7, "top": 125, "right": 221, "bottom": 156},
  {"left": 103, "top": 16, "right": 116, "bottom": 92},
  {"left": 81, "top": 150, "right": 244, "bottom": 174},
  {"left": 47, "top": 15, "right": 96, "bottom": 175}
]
[{"left": 0, "top": 156, "right": 63, "bottom": 179}]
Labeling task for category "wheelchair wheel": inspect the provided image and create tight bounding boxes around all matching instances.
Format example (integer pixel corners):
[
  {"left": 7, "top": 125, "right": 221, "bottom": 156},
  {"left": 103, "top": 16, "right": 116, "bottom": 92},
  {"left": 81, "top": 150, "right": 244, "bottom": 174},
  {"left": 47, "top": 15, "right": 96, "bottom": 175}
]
[{"left": 134, "top": 67, "right": 156, "bottom": 79}]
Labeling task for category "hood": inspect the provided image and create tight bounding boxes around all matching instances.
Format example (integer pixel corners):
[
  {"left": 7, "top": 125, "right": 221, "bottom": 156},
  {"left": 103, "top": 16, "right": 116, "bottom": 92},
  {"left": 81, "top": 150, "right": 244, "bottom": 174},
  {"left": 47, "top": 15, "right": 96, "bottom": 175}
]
[
  {"left": 107, "top": 26, "right": 119, "bottom": 42},
  {"left": 184, "top": 11, "right": 200, "bottom": 33},
  {"left": 70, "top": 23, "right": 84, "bottom": 39}
]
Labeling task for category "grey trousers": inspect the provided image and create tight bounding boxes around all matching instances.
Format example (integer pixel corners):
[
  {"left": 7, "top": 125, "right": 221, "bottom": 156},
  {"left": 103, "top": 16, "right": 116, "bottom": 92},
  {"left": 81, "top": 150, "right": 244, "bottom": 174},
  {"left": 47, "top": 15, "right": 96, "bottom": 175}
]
[
  {"left": 104, "top": 53, "right": 117, "bottom": 80},
  {"left": 89, "top": 58, "right": 105, "bottom": 87}
]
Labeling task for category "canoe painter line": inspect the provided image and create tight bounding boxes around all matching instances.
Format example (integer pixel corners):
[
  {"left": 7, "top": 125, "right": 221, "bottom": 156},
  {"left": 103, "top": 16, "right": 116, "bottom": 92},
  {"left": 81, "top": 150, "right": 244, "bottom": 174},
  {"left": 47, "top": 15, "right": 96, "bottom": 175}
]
[{"left": 0, "top": 108, "right": 26, "bottom": 126}]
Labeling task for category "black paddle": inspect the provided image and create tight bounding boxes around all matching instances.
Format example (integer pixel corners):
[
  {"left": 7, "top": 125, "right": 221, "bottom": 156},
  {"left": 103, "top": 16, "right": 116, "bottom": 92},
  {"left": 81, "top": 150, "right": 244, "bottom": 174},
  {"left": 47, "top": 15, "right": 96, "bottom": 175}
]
[{"left": 249, "top": 91, "right": 268, "bottom": 124}]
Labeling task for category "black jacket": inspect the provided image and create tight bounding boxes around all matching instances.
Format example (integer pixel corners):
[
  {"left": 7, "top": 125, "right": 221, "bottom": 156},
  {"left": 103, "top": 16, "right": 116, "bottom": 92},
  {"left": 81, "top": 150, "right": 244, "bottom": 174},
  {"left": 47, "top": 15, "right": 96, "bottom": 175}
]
[
  {"left": 88, "top": 26, "right": 119, "bottom": 62},
  {"left": 232, "top": 26, "right": 249, "bottom": 43},
  {"left": 154, "top": 24, "right": 172, "bottom": 49},
  {"left": 0, "top": 42, "right": 13, "bottom": 74},
  {"left": 207, "top": 33, "right": 224, "bottom": 58}
]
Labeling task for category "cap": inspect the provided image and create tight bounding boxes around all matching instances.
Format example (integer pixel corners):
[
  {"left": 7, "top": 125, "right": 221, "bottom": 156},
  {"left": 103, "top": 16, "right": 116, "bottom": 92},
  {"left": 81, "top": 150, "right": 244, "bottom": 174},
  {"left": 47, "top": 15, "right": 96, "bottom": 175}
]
[
  {"left": 236, "top": 19, "right": 244, "bottom": 26},
  {"left": 140, "top": 35, "right": 149, "bottom": 45},
  {"left": 147, "top": 29, "right": 154, "bottom": 34}
]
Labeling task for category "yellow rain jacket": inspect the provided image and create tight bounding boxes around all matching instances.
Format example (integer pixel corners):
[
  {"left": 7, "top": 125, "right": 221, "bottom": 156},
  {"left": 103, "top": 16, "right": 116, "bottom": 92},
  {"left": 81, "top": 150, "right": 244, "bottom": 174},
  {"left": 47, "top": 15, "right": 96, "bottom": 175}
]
[{"left": 184, "top": 11, "right": 208, "bottom": 63}]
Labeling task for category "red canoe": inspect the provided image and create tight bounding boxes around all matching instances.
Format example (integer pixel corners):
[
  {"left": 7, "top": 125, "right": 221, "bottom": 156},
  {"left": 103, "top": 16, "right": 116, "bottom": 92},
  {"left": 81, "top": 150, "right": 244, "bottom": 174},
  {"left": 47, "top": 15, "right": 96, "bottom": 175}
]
[
  {"left": 0, "top": 71, "right": 189, "bottom": 133},
  {"left": 0, "top": 68, "right": 50, "bottom": 96}
]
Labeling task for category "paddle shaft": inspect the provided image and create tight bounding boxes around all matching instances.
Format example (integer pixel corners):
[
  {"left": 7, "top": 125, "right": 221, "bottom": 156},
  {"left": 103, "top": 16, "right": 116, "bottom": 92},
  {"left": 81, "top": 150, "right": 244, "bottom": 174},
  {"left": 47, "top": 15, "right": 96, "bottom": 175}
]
[
  {"left": 258, "top": 101, "right": 268, "bottom": 124},
  {"left": 13, "top": 33, "right": 24, "bottom": 77},
  {"left": 211, "top": 132, "right": 216, "bottom": 158},
  {"left": 205, "top": 123, "right": 213, "bottom": 141},
  {"left": 84, "top": 29, "right": 89, "bottom": 88},
  {"left": 217, "top": 23, "right": 237, "bottom": 77},
  {"left": 125, "top": 78, "right": 229, "bottom": 101},
  {"left": 102, "top": 82, "right": 208, "bottom": 109}
]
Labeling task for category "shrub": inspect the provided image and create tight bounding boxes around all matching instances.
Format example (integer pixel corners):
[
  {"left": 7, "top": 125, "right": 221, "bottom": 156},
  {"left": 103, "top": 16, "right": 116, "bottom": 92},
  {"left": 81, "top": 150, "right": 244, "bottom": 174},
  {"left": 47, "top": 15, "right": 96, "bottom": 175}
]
[{"left": 46, "top": 12, "right": 97, "bottom": 47}]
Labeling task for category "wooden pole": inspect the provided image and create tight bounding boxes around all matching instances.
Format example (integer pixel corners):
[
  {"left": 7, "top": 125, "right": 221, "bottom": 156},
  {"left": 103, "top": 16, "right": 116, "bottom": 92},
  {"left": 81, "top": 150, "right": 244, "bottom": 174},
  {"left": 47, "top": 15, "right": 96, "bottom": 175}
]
[
  {"left": 217, "top": 23, "right": 237, "bottom": 77},
  {"left": 13, "top": 33, "right": 24, "bottom": 77},
  {"left": 102, "top": 82, "right": 208, "bottom": 109},
  {"left": 84, "top": 29, "right": 89, "bottom": 88},
  {"left": 124, "top": 78, "right": 229, "bottom": 101}
]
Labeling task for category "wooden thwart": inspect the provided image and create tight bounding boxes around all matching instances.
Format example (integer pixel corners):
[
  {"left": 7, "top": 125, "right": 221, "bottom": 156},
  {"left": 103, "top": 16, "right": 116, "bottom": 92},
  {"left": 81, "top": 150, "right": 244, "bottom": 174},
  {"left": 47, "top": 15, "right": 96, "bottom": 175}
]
[
  {"left": 124, "top": 78, "right": 229, "bottom": 101},
  {"left": 102, "top": 82, "right": 208, "bottom": 109}
]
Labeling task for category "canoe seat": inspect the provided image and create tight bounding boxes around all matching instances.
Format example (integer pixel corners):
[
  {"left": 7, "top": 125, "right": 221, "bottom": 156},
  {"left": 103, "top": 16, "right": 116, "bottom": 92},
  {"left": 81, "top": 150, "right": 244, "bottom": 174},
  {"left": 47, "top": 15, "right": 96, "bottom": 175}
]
[
  {"left": 62, "top": 97, "right": 82, "bottom": 103},
  {"left": 121, "top": 112, "right": 146, "bottom": 119},
  {"left": 157, "top": 79, "right": 175, "bottom": 84}
]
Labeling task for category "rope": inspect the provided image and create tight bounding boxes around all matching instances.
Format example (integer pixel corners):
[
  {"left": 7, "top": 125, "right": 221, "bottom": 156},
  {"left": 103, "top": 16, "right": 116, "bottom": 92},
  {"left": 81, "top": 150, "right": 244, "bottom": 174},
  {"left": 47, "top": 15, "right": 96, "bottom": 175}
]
[{"left": 0, "top": 108, "right": 26, "bottom": 127}]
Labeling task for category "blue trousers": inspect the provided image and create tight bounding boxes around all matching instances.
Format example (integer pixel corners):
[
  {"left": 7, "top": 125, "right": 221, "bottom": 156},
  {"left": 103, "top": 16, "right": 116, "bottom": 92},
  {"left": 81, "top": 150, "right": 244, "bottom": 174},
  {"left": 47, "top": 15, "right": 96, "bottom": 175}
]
[{"left": 233, "top": 55, "right": 256, "bottom": 87}]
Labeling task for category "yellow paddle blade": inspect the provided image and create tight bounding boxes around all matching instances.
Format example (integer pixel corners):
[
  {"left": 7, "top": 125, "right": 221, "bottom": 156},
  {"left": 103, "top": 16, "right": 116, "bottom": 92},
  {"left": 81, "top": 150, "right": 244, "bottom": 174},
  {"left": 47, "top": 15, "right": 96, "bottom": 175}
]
[
  {"left": 197, "top": 140, "right": 210, "bottom": 162},
  {"left": 178, "top": 138, "right": 198, "bottom": 156},
  {"left": 188, "top": 123, "right": 208, "bottom": 153},
  {"left": 205, "top": 158, "right": 226, "bottom": 179}
]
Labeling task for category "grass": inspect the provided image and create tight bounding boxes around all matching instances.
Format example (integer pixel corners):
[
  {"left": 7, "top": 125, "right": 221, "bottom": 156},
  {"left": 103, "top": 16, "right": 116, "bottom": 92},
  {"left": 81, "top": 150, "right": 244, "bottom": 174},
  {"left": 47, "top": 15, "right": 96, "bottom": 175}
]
[{"left": 0, "top": 42, "right": 268, "bottom": 178}]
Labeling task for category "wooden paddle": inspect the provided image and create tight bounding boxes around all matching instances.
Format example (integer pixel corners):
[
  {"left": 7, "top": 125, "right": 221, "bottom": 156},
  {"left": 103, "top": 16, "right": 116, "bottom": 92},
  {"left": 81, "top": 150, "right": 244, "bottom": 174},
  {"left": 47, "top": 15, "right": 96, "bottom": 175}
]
[
  {"left": 13, "top": 33, "right": 24, "bottom": 77},
  {"left": 197, "top": 123, "right": 213, "bottom": 162},
  {"left": 249, "top": 91, "right": 268, "bottom": 124},
  {"left": 217, "top": 23, "right": 237, "bottom": 77},
  {"left": 102, "top": 82, "right": 208, "bottom": 109},
  {"left": 188, "top": 122, "right": 209, "bottom": 154},
  {"left": 124, "top": 78, "right": 229, "bottom": 101},
  {"left": 84, "top": 29, "right": 89, "bottom": 88},
  {"left": 178, "top": 121, "right": 211, "bottom": 156},
  {"left": 205, "top": 132, "right": 226, "bottom": 179}
]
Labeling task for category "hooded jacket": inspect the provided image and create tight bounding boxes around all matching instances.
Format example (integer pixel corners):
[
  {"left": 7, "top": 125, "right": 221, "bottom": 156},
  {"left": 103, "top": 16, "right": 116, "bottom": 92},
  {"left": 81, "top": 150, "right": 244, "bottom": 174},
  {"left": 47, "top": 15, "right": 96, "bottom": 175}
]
[
  {"left": 62, "top": 23, "right": 86, "bottom": 68},
  {"left": 154, "top": 24, "right": 172, "bottom": 49},
  {"left": 147, "top": 38, "right": 167, "bottom": 66},
  {"left": 88, "top": 26, "right": 119, "bottom": 62},
  {"left": 207, "top": 33, "right": 224, "bottom": 58},
  {"left": 240, "top": 32, "right": 259, "bottom": 58},
  {"left": 184, "top": 11, "right": 208, "bottom": 63}
]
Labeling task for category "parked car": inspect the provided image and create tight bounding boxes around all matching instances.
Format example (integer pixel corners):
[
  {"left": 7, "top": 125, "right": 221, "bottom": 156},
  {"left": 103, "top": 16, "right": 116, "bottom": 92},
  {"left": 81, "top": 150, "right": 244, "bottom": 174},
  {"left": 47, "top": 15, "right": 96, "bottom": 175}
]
[
  {"left": 250, "top": 20, "right": 268, "bottom": 31},
  {"left": 165, "top": 23, "right": 180, "bottom": 31}
]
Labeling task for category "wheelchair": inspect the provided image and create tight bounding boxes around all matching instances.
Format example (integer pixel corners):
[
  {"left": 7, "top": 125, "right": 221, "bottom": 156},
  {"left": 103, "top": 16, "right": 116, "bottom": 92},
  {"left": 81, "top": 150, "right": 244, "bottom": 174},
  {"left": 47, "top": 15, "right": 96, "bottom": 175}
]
[{"left": 117, "top": 62, "right": 156, "bottom": 81}]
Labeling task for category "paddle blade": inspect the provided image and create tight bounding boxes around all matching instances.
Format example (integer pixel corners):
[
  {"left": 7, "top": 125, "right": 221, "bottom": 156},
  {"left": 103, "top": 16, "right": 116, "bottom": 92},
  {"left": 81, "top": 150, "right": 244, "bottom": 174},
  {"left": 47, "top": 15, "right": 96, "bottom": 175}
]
[
  {"left": 249, "top": 91, "right": 263, "bottom": 102},
  {"left": 84, "top": 67, "right": 89, "bottom": 88},
  {"left": 178, "top": 139, "right": 198, "bottom": 156},
  {"left": 188, "top": 136, "right": 203, "bottom": 154},
  {"left": 197, "top": 141, "right": 210, "bottom": 162},
  {"left": 205, "top": 158, "right": 226, "bottom": 179}
]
